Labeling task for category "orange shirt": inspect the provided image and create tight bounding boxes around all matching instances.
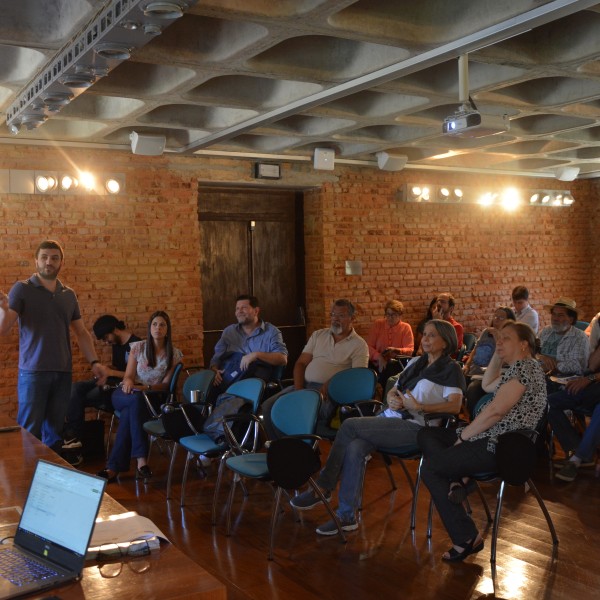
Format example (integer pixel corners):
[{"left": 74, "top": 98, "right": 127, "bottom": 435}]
[{"left": 367, "top": 319, "right": 414, "bottom": 362}]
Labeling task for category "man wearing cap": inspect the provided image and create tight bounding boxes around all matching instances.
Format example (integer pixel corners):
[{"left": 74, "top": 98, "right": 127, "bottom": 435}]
[
  {"left": 537, "top": 297, "right": 589, "bottom": 379},
  {"left": 0, "top": 240, "right": 108, "bottom": 451},
  {"left": 548, "top": 308, "right": 600, "bottom": 481},
  {"left": 62, "top": 315, "right": 140, "bottom": 462}
]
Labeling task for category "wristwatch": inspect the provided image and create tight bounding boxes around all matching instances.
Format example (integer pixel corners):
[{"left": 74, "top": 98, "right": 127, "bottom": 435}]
[{"left": 588, "top": 373, "right": 597, "bottom": 383}]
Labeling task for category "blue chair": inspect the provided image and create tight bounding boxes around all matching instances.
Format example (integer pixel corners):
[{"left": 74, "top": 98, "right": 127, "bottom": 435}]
[
  {"left": 575, "top": 320, "right": 589, "bottom": 331},
  {"left": 316, "top": 367, "right": 378, "bottom": 439},
  {"left": 222, "top": 389, "right": 345, "bottom": 558},
  {"left": 143, "top": 368, "right": 215, "bottom": 498},
  {"left": 178, "top": 377, "right": 265, "bottom": 519}
]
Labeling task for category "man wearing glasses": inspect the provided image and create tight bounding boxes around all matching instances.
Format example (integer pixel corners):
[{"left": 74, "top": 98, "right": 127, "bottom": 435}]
[{"left": 261, "top": 298, "right": 368, "bottom": 438}]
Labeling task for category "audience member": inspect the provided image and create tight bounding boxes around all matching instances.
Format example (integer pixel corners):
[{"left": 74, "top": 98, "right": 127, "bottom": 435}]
[
  {"left": 0, "top": 240, "right": 107, "bottom": 451},
  {"left": 62, "top": 315, "right": 141, "bottom": 464},
  {"left": 432, "top": 292, "right": 464, "bottom": 351},
  {"left": 97, "top": 311, "right": 182, "bottom": 483},
  {"left": 418, "top": 322, "right": 546, "bottom": 562},
  {"left": 549, "top": 309, "right": 600, "bottom": 481},
  {"left": 367, "top": 300, "right": 414, "bottom": 385},
  {"left": 260, "top": 299, "right": 368, "bottom": 438},
  {"left": 511, "top": 285, "right": 539, "bottom": 333},
  {"left": 209, "top": 295, "right": 287, "bottom": 400},
  {"left": 414, "top": 297, "right": 437, "bottom": 355},
  {"left": 537, "top": 298, "right": 589, "bottom": 385},
  {"left": 289, "top": 320, "right": 465, "bottom": 536}
]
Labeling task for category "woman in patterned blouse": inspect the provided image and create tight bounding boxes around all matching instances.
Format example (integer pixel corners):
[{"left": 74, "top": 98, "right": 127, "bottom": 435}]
[{"left": 417, "top": 321, "right": 547, "bottom": 562}]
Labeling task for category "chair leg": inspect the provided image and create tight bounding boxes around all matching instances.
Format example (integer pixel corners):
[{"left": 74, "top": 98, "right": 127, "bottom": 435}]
[
  {"left": 106, "top": 414, "right": 116, "bottom": 458},
  {"left": 382, "top": 453, "right": 397, "bottom": 491},
  {"left": 211, "top": 454, "right": 228, "bottom": 525},
  {"left": 427, "top": 497, "right": 434, "bottom": 538},
  {"left": 180, "top": 451, "right": 192, "bottom": 507},
  {"left": 225, "top": 473, "right": 240, "bottom": 536},
  {"left": 166, "top": 442, "right": 178, "bottom": 500},
  {"left": 307, "top": 477, "right": 346, "bottom": 544},
  {"left": 268, "top": 487, "right": 284, "bottom": 560},
  {"left": 410, "top": 457, "right": 423, "bottom": 530},
  {"left": 398, "top": 459, "right": 415, "bottom": 494},
  {"left": 490, "top": 480, "right": 506, "bottom": 564},
  {"left": 475, "top": 481, "right": 493, "bottom": 523},
  {"left": 526, "top": 478, "right": 559, "bottom": 546}
]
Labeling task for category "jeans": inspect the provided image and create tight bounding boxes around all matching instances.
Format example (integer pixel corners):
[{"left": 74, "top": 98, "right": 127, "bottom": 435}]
[
  {"left": 317, "top": 416, "right": 422, "bottom": 520},
  {"left": 547, "top": 382, "right": 600, "bottom": 461},
  {"left": 418, "top": 427, "right": 496, "bottom": 546},
  {"left": 65, "top": 379, "right": 114, "bottom": 438},
  {"left": 106, "top": 389, "right": 150, "bottom": 472},
  {"left": 17, "top": 370, "right": 72, "bottom": 449}
]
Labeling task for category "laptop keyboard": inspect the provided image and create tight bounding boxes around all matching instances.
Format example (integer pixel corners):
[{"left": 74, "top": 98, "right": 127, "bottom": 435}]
[{"left": 0, "top": 547, "right": 59, "bottom": 586}]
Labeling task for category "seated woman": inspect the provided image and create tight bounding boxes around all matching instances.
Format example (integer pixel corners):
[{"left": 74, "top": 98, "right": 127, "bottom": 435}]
[
  {"left": 290, "top": 320, "right": 465, "bottom": 535},
  {"left": 98, "top": 311, "right": 183, "bottom": 483},
  {"left": 417, "top": 321, "right": 546, "bottom": 562},
  {"left": 367, "top": 300, "right": 414, "bottom": 385},
  {"left": 464, "top": 306, "right": 516, "bottom": 417}
]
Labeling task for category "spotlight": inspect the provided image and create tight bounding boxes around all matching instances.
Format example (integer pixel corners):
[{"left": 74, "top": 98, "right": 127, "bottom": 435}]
[
  {"left": 143, "top": 2, "right": 187, "bottom": 19},
  {"left": 563, "top": 193, "right": 574, "bottom": 206},
  {"left": 438, "top": 187, "right": 450, "bottom": 201},
  {"left": 94, "top": 43, "right": 132, "bottom": 60},
  {"left": 35, "top": 175, "right": 57, "bottom": 193},
  {"left": 8, "top": 122, "right": 20, "bottom": 135},
  {"left": 60, "top": 175, "right": 78, "bottom": 191},
  {"left": 453, "top": 188, "right": 463, "bottom": 201},
  {"left": 144, "top": 23, "right": 162, "bottom": 36},
  {"left": 553, "top": 194, "right": 563, "bottom": 206},
  {"left": 500, "top": 187, "right": 521, "bottom": 212},
  {"left": 529, "top": 193, "right": 540, "bottom": 204},
  {"left": 105, "top": 178, "right": 121, "bottom": 194},
  {"left": 541, "top": 193, "right": 550, "bottom": 204},
  {"left": 410, "top": 186, "right": 422, "bottom": 199},
  {"left": 80, "top": 172, "right": 95, "bottom": 191},
  {"left": 59, "top": 67, "right": 96, "bottom": 88},
  {"left": 478, "top": 192, "right": 495, "bottom": 206},
  {"left": 421, "top": 187, "right": 430, "bottom": 201}
]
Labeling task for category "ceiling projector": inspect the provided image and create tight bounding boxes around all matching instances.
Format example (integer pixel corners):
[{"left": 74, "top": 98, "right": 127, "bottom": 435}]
[{"left": 443, "top": 108, "right": 509, "bottom": 138}]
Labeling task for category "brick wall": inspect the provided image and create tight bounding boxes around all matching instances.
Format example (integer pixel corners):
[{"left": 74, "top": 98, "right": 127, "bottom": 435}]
[{"left": 0, "top": 144, "right": 598, "bottom": 417}]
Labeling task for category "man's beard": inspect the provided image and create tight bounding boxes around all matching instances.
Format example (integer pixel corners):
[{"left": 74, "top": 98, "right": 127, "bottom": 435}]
[
  {"left": 551, "top": 323, "right": 570, "bottom": 334},
  {"left": 330, "top": 323, "right": 343, "bottom": 335},
  {"left": 38, "top": 267, "right": 59, "bottom": 280}
]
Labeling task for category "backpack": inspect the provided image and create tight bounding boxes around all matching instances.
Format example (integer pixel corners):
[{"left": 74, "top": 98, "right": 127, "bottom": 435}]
[{"left": 203, "top": 393, "right": 252, "bottom": 443}]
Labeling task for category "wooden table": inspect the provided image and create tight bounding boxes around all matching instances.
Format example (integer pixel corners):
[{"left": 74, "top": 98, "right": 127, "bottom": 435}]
[{"left": 0, "top": 422, "right": 227, "bottom": 600}]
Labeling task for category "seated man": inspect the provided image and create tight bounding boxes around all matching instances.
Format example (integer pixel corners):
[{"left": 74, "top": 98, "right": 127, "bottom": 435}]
[
  {"left": 537, "top": 298, "right": 589, "bottom": 386},
  {"left": 512, "top": 285, "right": 539, "bottom": 333},
  {"left": 550, "top": 309, "right": 600, "bottom": 482},
  {"left": 431, "top": 292, "right": 464, "bottom": 352},
  {"left": 260, "top": 298, "right": 369, "bottom": 438},
  {"left": 62, "top": 315, "right": 140, "bottom": 463},
  {"left": 208, "top": 295, "right": 287, "bottom": 400}
]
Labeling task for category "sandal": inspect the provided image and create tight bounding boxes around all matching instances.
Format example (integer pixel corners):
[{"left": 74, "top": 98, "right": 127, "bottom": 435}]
[
  {"left": 442, "top": 536, "right": 484, "bottom": 562},
  {"left": 448, "top": 479, "right": 474, "bottom": 504}
]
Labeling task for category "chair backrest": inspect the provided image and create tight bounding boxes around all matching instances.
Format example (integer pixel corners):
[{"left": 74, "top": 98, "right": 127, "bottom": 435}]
[
  {"left": 575, "top": 320, "right": 589, "bottom": 331},
  {"left": 182, "top": 369, "right": 215, "bottom": 403},
  {"left": 225, "top": 377, "right": 265, "bottom": 412},
  {"left": 463, "top": 332, "right": 477, "bottom": 353},
  {"left": 327, "top": 367, "right": 377, "bottom": 406},
  {"left": 169, "top": 362, "right": 184, "bottom": 396},
  {"left": 270, "top": 389, "right": 321, "bottom": 436}
]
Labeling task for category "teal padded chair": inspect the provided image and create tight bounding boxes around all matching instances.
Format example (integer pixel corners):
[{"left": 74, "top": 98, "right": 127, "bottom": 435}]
[
  {"left": 221, "top": 389, "right": 346, "bottom": 558},
  {"left": 178, "top": 377, "right": 265, "bottom": 518},
  {"left": 316, "top": 367, "right": 378, "bottom": 439},
  {"left": 575, "top": 320, "right": 589, "bottom": 331},
  {"left": 143, "top": 368, "right": 215, "bottom": 498}
]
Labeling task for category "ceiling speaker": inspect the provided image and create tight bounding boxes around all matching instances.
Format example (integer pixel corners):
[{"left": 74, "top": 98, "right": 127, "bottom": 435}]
[
  {"left": 130, "top": 131, "right": 166, "bottom": 156},
  {"left": 376, "top": 152, "right": 408, "bottom": 171},
  {"left": 313, "top": 148, "right": 335, "bottom": 171},
  {"left": 555, "top": 166, "right": 580, "bottom": 181}
]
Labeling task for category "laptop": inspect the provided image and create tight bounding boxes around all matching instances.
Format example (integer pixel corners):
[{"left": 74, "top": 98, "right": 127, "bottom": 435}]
[{"left": 0, "top": 459, "right": 106, "bottom": 599}]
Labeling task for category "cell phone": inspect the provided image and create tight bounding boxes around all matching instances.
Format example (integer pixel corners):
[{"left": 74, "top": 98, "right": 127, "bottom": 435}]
[{"left": 0, "top": 425, "right": 21, "bottom": 433}]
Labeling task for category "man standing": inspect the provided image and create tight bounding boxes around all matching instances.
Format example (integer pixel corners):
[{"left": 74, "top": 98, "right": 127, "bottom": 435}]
[
  {"left": 261, "top": 298, "right": 369, "bottom": 438},
  {"left": 512, "top": 285, "right": 539, "bottom": 333},
  {"left": 537, "top": 297, "right": 589, "bottom": 378},
  {"left": 62, "top": 314, "right": 140, "bottom": 462},
  {"left": 209, "top": 295, "right": 288, "bottom": 398},
  {"left": 0, "top": 240, "right": 107, "bottom": 451},
  {"left": 431, "top": 292, "right": 464, "bottom": 350}
]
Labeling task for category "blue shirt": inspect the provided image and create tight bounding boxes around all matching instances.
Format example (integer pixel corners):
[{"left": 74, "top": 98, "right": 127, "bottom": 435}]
[
  {"left": 210, "top": 320, "right": 287, "bottom": 368},
  {"left": 8, "top": 275, "right": 81, "bottom": 372}
]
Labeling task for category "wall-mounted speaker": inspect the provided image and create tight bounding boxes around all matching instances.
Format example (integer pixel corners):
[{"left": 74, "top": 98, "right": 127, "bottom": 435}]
[
  {"left": 376, "top": 151, "right": 408, "bottom": 172},
  {"left": 555, "top": 166, "right": 580, "bottom": 181},
  {"left": 313, "top": 148, "right": 335, "bottom": 171},
  {"left": 130, "top": 131, "right": 166, "bottom": 156}
]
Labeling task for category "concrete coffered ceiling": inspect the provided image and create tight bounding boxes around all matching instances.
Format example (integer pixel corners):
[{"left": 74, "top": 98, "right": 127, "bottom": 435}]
[{"left": 2, "top": 0, "right": 600, "bottom": 178}]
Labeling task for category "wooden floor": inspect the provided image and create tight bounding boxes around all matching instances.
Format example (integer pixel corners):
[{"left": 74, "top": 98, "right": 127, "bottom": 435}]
[{"left": 82, "top": 442, "right": 600, "bottom": 600}]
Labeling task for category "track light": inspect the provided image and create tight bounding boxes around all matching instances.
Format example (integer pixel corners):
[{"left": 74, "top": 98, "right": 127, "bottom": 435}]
[
  {"left": 60, "top": 175, "right": 78, "bottom": 191},
  {"left": 94, "top": 43, "right": 132, "bottom": 61},
  {"left": 35, "top": 175, "right": 57, "bottom": 193},
  {"left": 105, "top": 178, "right": 122, "bottom": 194},
  {"left": 143, "top": 2, "right": 187, "bottom": 19}
]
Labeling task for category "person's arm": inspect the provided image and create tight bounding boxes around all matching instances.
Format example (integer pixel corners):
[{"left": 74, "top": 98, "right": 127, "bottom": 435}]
[
  {"left": 71, "top": 318, "right": 108, "bottom": 380},
  {"left": 555, "top": 333, "right": 589, "bottom": 375},
  {"left": 482, "top": 351, "right": 503, "bottom": 392},
  {"left": 458, "top": 378, "right": 526, "bottom": 440},
  {"left": 401, "top": 390, "right": 463, "bottom": 415},
  {"left": 293, "top": 352, "right": 313, "bottom": 390},
  {"left": 121, "top": 351, "right": 138, "bottom": 394},
  {"left": 240, "top": 351, "right": 287, "bottom": 370},
  {"left": 351, "top": 338, "right": 370, "bottom": 368},
  {"left": 588, "top": 343, "right": 600, "bottom": 373},
  {"left": 240, "top": 326, "right": 288, "bottom": 370},
  {"left": 0, "top": 290, "right": 19, "bottom": 335},
  {"left": 391, "top": 323, "right": 414, "bottom": 357}
]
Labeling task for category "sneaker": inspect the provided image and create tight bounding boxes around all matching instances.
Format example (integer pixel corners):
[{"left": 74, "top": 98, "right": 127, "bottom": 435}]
[
  {"left": 555, "top": 461, "right": 578, "bottom": 482},
  {"left": 553, "top": 456, "right": 595, "bottom": 468},
  {"left": 62, "top": 436, "right": 82, "bottom": 450},
  {"left": 63, "top": 452, "right": 83, "bottom": 466},
  {"left": 290, "top": 489, "right": 332, "bottom": 511},
  {"left": 316, "top": 517, "right": 358, "bottom": 536}
]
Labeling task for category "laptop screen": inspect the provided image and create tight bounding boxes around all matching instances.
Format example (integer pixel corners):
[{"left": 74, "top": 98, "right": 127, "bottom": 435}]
[{"left": 17, "top": 461, "right": 105, "bottom": 557}]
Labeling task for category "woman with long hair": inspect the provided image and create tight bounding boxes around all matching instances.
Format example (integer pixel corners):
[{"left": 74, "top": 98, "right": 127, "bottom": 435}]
[{"left": 98, "top": 311, "right": 182, "bottom": 482}]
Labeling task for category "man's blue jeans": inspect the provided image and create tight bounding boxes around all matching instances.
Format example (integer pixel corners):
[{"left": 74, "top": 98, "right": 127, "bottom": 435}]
[
  {"left": 316, "top": 416, "right": 422, "bottom": 520},
  {"left": 17, "top": 370, "right": 71, "bottom": 449}
]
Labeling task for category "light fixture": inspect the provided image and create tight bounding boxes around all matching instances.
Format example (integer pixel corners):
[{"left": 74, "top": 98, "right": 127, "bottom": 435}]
[
  {"left": 143, "top": 23, "right": 162, "bottom": 35},
  {"left": 8, "top": 122, "right": 20, "bottom": 135},
  {"left": 105, "top": 178, "right": 121, "bottom": 194},
  {"left": 20, "top": 113, "right": 47, "bottom": 130},
  {"left": 254, "top": 162, "right": 281, "bottom": 179},
  {"left": 80, "top": 172, "right": 96, "bottom": 191},
  {"left": 500, "top": 187, "right": 521, "bottom": 211},
  {"left": 313, "top": 148, "right": 335, "bottom": 171},
  {"left": 59, "top": 68, "right": 97, "bottom": 89},
  {"left": 143, "top": 2, "right": 187, "bottom": 19},
  {"left": 60, "top": 175, "right": 78, "bottom": 191},
  {"left": 438, "top": 187, "right": 450, "bottom": 201},
  {"left": 35, "top": 175, "right": 58, "bottom": 193},
  {"left": 94, "top": 43, "right": 132, "bottom": 61}
]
